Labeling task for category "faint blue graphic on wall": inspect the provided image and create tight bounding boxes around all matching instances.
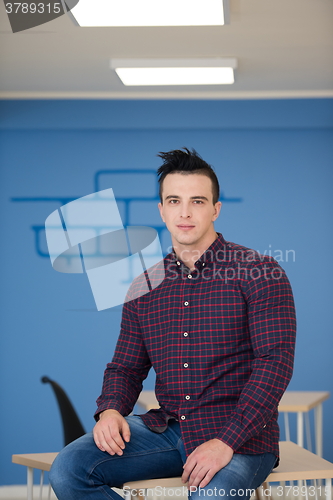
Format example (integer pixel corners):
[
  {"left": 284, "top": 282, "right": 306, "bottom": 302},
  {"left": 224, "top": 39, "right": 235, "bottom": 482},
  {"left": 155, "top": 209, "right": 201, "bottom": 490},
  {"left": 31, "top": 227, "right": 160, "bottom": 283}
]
[
  {"left": 11, "top": 168, "right": 243, "bottom": 260},
  {"left": 45, "top": 188, "right": 165, "bottom": 310}
]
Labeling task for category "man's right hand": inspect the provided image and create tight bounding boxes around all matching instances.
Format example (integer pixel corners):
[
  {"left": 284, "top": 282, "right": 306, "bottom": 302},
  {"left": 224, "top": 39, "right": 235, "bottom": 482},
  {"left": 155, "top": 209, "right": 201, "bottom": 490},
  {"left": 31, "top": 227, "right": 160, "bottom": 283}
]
[{"left": 93, "top": 409, "right": 131, "bottom": 456}]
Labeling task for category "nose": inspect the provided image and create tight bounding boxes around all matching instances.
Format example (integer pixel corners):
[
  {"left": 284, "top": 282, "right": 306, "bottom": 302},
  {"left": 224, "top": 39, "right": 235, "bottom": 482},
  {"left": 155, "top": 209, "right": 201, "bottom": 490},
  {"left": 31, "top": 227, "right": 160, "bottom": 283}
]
[{"left": 180, "top": 202, "right": 192, "bottom": 219}]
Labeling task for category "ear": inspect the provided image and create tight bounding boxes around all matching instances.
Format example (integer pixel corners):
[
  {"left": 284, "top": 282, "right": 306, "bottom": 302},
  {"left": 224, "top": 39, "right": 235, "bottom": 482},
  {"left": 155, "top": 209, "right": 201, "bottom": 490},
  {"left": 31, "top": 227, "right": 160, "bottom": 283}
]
[
  {"left": 212, "top": 201, "right": 222, "bottom": 221},
  {"left": 158, "top": 202, "right": 165, "bottom": 222}
]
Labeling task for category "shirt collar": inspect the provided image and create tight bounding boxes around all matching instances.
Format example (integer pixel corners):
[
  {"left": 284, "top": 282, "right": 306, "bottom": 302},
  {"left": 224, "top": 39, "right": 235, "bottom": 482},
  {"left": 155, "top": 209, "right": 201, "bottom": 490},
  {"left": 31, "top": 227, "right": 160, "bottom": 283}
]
[{"left": 167, "top": 233, "right": 228, "bottom": 272}]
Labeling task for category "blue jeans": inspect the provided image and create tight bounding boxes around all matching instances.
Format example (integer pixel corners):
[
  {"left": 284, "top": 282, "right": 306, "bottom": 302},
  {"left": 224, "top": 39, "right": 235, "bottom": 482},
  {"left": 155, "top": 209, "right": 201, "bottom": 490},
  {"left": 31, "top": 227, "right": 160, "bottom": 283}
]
[{"left": 49, "top": 416, "right": 277, "bottom": 500}]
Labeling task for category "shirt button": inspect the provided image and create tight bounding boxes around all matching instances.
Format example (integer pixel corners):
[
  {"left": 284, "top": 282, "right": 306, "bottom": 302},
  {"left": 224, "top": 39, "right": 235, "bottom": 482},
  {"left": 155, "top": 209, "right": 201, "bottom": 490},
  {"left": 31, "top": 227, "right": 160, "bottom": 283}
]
[
  {"left": 183, "top": 363, "right": 189, "bottom": 368},
  {"left": 187, "top": 275, "right": 192, "bottom": 279},
  {"left": 202, "top": 262, "right": 205, "bottom": 266},
  {"left": 176, "top": 261, "right": 181, "bottom": 266},
  {"left": 183, "top": 332, "right": 189, "bottom": 337},
  {"left": 185, "top": 395, "right": 190, "bottom": 400},
  {"left": 184, "top": 301, "right": 189, "bottom": 306},
  {"left": 180, "top": 415, "right": 186, "bottom": 420}
]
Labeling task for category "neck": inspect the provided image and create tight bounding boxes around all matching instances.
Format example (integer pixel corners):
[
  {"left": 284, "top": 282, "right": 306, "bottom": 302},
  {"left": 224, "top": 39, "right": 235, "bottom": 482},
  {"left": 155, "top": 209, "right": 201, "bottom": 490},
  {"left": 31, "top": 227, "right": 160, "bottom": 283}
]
[{"left": 173, "top": 232, "right": 218, "bottom": 270}]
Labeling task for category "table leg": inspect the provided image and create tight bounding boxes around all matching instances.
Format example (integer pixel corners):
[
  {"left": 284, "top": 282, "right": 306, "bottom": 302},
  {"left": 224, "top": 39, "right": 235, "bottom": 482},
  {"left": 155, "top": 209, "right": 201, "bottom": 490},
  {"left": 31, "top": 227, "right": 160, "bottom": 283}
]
[
  {"left": 304, "top": 480, "right": 309, "bottom": 500},
  {"left": 305, "top": 413, "right": 312, "bottom": 452},
  {"left": 39, "top": 470, "right": 44, "bottom": 500},
  {"left": 297, "top": 412, "right": 304, "bottom": 448},
  {"left": 284, "top": 413, "right": 291, "bottom": 441},
  {"left": 296, "top": 413, "right": 304, "bottom": 498},
  {"left": 324, "top": 479, "right": 331, "bottom": 500},
  {"left": 315, "top": 404, "right": 323, "bottom": 457},
  {"left": 27, "top": 467, "right": 34, "bottom": 500}
]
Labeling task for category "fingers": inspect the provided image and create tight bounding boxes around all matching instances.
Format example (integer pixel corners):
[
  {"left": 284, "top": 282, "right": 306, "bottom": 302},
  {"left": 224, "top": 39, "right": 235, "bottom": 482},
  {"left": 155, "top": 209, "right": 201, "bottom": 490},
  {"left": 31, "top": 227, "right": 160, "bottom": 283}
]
[
  {"left": 181, "top": 456, "right": 194, "bottom": 484},
  {"left": 93, "top": 415, "right": 131, "bottom": 456},
  {"left": 182, "top": 453, "right": 198, "bottom": 485},
  {"left": 198, "top": 470, "right": 215, "bottom": 489},
  {"left": 107, "top": 426, "right": 126, "bottom": 454},
  {"left": 94, "top": 426, "right": 124, "bottom": 455},
  {"left": 121, "top": 418, "right": 131, "bottom": 443},
  {"left": 182, "top": 443, "right": 224, "bottom": 490},
  {"left": 93, "top": 428, "right": 105, "bottom": 451},
  {"left": 183, "top": 461, "right": 218, "bottom": 490},
  {"left": 185, "top": 462, "right": 206, "bottom": 490}
]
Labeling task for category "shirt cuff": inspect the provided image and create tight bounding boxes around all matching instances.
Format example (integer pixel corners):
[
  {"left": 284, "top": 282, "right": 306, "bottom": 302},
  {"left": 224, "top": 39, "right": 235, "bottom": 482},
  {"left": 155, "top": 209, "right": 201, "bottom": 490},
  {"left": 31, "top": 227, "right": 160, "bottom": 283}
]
[
  {"left": 215, "top": 420, "right": 263, "bottom": 451},
  {"left": 94, "top": 402, "right": 128, "bottom": 422}
]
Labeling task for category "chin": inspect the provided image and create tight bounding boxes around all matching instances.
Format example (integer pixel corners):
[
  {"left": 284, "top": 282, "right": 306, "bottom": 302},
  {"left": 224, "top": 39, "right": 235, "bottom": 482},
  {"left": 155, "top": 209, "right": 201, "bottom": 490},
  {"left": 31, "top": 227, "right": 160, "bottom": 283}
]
[{"left": 175, "top": 235, "right": 197, "bottom": 245}]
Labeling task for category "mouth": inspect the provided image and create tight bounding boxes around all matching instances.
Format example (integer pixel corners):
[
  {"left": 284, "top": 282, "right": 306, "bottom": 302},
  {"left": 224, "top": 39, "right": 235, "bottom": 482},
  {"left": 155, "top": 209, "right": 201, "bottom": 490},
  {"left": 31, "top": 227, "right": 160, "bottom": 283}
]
[{"left": 177, "top": 224, "right": 195, "bottom": 231}]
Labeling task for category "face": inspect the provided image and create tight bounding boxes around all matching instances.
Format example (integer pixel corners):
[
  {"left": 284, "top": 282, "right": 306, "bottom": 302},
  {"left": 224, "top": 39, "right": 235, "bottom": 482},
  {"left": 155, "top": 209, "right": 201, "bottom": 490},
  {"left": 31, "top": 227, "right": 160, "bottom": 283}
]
[{"left": 158, "top": 173, "right": 222, "bottom": 252}]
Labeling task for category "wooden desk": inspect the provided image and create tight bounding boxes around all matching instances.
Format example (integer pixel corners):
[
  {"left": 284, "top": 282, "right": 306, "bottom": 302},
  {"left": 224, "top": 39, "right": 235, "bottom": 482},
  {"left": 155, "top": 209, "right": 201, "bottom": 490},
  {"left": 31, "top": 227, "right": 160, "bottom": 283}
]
[
  {"left": 124, "top": 442, "right": 333, "bottom": 500},
  {"left": 12, "top": 443, "right": 333, "bottom": 500},
  {"left": 136, "top": 390, "right": 158, "bottom": 411},
  {"left": 12, "top": 453, "right": 57, "bottom": 500},
  {"left": 137, "top": 390, "right": 330, "bottom": 456},
  {"left": 278, "top": 391, "right": 330, "bottom": 456}
]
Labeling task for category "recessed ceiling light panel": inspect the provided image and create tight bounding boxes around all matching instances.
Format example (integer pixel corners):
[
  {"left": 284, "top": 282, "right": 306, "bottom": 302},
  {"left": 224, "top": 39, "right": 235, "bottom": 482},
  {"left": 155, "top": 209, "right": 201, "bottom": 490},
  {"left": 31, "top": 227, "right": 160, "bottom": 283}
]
[
  {"left": 71, "top": 0, "right": 229, "bottom": 27},
  {"left": 111, "top": 58, "right": 237, "bottom": 86}
]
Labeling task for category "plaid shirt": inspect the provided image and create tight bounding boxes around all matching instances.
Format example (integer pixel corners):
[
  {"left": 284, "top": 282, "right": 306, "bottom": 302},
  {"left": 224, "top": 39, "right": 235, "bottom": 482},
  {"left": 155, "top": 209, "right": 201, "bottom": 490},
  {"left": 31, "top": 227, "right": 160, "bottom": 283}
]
[{"left": 96, "top": 234, "right": 296, "bottom": 458}]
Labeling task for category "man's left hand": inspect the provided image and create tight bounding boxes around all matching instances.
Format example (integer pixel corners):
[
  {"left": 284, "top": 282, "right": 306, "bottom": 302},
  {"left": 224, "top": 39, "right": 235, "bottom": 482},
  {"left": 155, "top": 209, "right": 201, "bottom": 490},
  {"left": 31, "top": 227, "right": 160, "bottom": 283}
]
[{"left": 182, "top": 439, "right": 234, "bottom": 489}]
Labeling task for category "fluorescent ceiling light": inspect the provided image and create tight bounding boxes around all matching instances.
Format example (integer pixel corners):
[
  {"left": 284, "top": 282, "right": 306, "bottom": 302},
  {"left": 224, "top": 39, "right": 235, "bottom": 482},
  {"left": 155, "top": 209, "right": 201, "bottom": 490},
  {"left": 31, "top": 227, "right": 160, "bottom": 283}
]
[
  {"left": 115, "top": 68, "right": 235, "bottom": 86},
  {"left": 111, "top": 58, "right": 237, "bottom": 86},
  {"left": 70, "top": 0, "right": 229, "bottom": 27}
]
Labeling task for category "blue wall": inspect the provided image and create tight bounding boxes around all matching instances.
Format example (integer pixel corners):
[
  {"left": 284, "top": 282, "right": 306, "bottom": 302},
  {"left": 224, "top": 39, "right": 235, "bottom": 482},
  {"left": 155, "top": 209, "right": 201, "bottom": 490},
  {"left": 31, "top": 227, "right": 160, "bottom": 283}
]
[{"left": 0, "top": 99, "right": 332, "bottom": 485}]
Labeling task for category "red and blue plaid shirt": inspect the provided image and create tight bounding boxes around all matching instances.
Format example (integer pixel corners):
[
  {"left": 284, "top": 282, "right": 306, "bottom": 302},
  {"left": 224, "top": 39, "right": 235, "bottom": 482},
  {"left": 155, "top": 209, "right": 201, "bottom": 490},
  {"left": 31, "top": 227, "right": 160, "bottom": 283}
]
[{"left": 96, "top": 234, "right": 296, "bottom": 459}]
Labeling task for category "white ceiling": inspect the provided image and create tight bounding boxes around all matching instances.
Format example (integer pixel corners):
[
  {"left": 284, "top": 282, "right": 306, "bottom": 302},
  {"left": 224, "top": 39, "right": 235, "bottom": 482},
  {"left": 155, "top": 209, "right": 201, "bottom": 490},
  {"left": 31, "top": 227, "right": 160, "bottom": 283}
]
[{"left": 0, "top": 0, "right": 333, "bottom": 99}]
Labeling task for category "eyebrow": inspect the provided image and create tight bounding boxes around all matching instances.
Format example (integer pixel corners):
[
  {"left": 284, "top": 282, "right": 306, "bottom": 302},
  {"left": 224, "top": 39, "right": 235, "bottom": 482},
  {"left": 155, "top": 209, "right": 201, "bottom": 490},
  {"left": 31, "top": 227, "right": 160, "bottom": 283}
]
[{"left": 165, "top": 195, "right": 209, "bottom": 201}]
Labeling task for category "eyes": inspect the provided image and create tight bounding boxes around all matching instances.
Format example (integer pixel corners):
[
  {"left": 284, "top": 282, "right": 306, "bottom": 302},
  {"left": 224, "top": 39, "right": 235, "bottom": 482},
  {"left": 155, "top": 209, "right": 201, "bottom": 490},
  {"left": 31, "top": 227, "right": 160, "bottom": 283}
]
[{"left": 168, "top": 199, "right": 204, "bottom": 205}]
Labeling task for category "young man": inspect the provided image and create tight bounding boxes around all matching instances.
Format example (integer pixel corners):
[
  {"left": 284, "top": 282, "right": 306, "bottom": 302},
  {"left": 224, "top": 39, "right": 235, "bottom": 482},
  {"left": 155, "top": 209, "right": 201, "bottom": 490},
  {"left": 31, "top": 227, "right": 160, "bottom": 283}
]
[{"left": 50, "top": 148, "right": 296, "bottom": 499}]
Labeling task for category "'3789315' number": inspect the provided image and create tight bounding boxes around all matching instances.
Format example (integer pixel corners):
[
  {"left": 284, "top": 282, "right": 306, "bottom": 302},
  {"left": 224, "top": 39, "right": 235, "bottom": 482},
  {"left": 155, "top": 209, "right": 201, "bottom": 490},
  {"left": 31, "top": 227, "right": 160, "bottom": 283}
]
[{"left": 5, "top": 3, "right": 62, "bottom": 14}]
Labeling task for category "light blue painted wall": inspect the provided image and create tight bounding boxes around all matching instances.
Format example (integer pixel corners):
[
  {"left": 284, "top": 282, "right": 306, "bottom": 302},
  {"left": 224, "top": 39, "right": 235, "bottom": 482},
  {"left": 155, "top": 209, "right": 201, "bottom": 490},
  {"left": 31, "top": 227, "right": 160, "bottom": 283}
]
[{"left": 0, "top": 99, "right": 332, "bottom": 485}]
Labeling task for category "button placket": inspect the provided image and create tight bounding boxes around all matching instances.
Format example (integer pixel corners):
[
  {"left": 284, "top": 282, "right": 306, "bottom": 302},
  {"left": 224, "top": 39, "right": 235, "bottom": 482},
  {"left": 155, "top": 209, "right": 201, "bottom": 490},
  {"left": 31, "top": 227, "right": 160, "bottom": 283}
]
[{"left": 181, "top": 269, "right": 192, "bottom": 400}]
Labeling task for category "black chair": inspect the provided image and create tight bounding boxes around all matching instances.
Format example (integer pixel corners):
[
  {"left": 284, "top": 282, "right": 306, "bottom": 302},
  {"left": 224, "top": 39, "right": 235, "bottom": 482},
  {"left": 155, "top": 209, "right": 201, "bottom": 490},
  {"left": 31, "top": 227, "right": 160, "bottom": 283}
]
[{"left": 41, "top": 376, "right": 86, "bottom": 447}]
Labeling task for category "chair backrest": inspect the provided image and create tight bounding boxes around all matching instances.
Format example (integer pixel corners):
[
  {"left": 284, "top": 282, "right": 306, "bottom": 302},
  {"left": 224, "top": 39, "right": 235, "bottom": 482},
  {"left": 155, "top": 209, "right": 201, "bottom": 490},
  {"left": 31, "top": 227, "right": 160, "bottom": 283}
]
[{"left": 41, "top": 376, "right": 86, "bottom": 447}]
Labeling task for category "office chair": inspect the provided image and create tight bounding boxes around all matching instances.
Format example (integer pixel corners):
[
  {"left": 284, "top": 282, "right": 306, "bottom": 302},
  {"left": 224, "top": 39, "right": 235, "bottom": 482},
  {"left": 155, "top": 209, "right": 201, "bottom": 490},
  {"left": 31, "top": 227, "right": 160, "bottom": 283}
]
[{"left": 41, "top": 376, "right": 86, "bottom": 447}]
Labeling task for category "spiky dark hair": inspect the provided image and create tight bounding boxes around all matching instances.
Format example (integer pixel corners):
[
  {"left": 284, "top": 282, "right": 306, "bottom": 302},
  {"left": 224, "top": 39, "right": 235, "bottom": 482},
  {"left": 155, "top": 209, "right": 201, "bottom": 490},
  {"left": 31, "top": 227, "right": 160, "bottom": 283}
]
[{"left": 157, "top": 147, "right": 220, "bottom": 204}]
